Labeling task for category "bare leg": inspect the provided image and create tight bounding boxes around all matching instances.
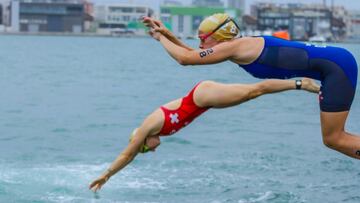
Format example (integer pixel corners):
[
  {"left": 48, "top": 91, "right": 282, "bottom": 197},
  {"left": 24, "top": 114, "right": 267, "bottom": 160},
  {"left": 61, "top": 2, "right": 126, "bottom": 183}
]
[
  {"left": 321, "top": 111, "right": 360, "bottom": 159},
  {"left": 194, "top": 79, "right": 319, "bottom": 108}
]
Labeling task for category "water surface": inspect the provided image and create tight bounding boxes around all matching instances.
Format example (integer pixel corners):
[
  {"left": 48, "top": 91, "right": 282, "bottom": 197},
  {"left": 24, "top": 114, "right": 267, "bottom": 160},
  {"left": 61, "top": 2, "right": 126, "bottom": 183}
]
[{"left": 0, "top": 35, "right": 359, "bottom": 202}]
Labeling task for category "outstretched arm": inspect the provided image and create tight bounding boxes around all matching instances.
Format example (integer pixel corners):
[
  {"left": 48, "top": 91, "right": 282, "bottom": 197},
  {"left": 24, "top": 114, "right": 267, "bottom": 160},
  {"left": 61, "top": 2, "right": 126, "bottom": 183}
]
[
  {"left": 158, "top": 34, "right": 237, "bottom": 65},
  {"left": 142, "top": 17, "right": 194, "bottom": 51},
  {"left": 89, "top": 110, "right": 163, "bottom": 192},
  {"left": 143, "top": 17, "right": 239, "bottom": 66},
  {"left": 89, "top": 127, "right": 147, "bottom": 192}
]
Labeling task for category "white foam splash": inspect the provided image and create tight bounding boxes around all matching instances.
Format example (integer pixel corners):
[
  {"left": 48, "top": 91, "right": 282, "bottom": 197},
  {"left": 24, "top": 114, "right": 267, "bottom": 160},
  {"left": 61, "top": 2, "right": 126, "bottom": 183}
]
[{"left": 238, "top": 191, "right": 274, "bottom": 203}]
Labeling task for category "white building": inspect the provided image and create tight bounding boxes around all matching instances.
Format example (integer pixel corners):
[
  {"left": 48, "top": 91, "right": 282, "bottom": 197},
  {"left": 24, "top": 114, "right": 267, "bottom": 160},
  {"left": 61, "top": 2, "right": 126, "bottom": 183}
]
[
  {"left": 227, "top": 0, "right": 245, "bottom": 25},
  {"left": 331, "top": 6, "right": 351, "bottom": 40},
  {"left": 192, "top": 0, "right": 223, "bottom": 7},
  {"left": 95, "top": 4, "right": 153, "bottom": 35},
  {"left": 349, "top": 10, "right": 360, "bottom": 38},
  {"left": 163, "top": 0, "right": 182, "bottom": 6},
  {"left": 227, "top": 0, "right": 245, "bottom": 11},
  {"left": 1, "top": 1, "right": 11, "bottom": 25},
  {"left": 10, "top": 0, "right": 19, "bottom": 32}
]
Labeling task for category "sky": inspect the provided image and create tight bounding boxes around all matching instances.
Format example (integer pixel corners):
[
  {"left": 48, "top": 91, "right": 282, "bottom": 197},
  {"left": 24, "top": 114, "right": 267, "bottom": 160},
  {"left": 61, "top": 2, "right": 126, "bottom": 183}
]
[{"left": 91, "top": 0, "right": 360, "bottom": 13}]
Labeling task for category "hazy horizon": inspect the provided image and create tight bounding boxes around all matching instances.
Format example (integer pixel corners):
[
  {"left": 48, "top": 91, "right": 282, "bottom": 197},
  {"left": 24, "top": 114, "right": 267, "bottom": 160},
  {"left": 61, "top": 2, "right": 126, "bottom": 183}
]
[
  {"left": 90, "top": 0, "right": 360, "bottom": 12},
  {"left": 1, "top": 0, "right": 358, "bottom": 13}
]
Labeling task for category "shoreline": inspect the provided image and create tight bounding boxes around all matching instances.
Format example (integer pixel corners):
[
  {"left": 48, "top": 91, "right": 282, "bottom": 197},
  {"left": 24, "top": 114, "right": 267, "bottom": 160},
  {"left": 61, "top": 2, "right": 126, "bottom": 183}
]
[
  {"left": 0, "top": 31, "right": 149, "bottom": 39},
  {"left": 1, "top": 31, "right": 360, "bottom": 44}
]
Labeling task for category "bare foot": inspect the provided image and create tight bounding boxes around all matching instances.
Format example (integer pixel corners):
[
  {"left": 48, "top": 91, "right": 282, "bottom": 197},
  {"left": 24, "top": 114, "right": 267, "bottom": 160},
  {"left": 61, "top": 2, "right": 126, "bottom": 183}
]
[{"left": 301, "top": 78, "right": 320, "bottom": 93}]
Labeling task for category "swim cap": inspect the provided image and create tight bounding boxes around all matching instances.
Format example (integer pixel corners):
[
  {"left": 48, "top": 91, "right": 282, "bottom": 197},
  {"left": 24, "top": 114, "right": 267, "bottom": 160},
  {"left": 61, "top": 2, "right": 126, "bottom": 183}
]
[
  {"left": 129, "top": 128, "right": 150, "bottom": 153},
  {"left": 198, "top": 13, "right": 239, "bottom": 41}
]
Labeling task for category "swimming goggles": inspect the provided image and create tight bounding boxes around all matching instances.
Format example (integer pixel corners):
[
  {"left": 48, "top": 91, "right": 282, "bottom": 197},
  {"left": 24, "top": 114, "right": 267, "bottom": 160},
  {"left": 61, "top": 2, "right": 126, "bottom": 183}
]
[{"left": 198, "top": 17, "right": 240, "bottom": 41}]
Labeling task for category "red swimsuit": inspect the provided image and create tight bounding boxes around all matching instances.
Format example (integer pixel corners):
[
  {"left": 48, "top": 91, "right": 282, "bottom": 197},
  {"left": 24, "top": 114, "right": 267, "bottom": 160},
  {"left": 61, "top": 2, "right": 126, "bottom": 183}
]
[{"left": 159, "top": 83, "right": 209, "bottom": 136}]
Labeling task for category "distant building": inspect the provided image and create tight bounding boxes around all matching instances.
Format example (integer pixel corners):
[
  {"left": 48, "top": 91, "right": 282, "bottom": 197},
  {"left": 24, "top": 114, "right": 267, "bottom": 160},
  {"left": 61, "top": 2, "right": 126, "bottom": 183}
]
[
  {"left": 0, "top": 3, "right": 3, "bottom": 32},
  {"left": 163, "top": 0, "right": 183, "bottom": 6},
  {"left": 160, "top": 6, "right": 240, "bottom": 39},
  {"left": 10, "top": 0, "right": 19, "bottom": 32},
  {"left": 226, "top": 0, "right": 246, "bottom": 29},
  {"left": 228, "top": 0, "right": 245, "bottom": 11},
  {"left": 0, "top": 4, "right": 3, "bottom": 25},
  {"left": 95, "top": 4, "right": 153, "bottom": 35},
  {"left": 10, "top": 0, "right": 85, "bottom": 33},
  {"left": 331, "top": 6, "right": 351, "bottom": 41},
  {"left": 254, "top": 3, "right": 332, "bottom": 41},
  {"left": 242, "top": 14, "right": 257, "bottom": 34},
  {"left": 192, "top": 0, "right": 224, "bottom": 8},
  {"left": 349, "top": 10, "right": 360, "bottom": 38},
  {"left": 83, "top": 0, "right": 94, "bottom": 32},
  {"left": 3, "top": 0, "right": 12, "bottom": 28}
]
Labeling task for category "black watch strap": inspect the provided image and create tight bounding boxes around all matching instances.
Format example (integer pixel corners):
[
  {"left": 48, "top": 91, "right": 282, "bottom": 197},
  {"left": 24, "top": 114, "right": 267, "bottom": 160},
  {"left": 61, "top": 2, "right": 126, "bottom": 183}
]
[{"left": 295, "top": 80, "right": 302, "bottom": 90}]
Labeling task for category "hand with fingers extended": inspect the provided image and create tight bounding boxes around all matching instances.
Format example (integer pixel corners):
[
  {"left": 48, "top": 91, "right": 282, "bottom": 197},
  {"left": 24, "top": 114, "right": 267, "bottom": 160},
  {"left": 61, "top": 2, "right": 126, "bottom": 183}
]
[
  {"left": 142, "top": 16, "right": 194, "bottom": 50},
  {"left": 89, "top": 174, "right": 110, "bottom": 193},
  {"left": 142, "top": 17, "right": 161, "bottom": 41},
  {"left": 142, "top": 17, "right": 169, "bottom": 36}
]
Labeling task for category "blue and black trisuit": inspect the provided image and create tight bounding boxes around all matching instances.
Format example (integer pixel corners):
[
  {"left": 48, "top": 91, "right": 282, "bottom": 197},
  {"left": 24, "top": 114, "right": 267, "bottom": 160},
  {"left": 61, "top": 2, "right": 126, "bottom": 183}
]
[{"left": 240, "top": 36, "right": 358, "bottom": 112}]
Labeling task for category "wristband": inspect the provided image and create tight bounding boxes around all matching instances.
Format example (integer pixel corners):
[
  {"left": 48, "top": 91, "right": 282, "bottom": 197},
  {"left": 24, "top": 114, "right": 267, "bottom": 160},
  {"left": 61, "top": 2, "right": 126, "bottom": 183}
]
[{"left": 295, "top": 80, "right": 302, "bottom": 90}]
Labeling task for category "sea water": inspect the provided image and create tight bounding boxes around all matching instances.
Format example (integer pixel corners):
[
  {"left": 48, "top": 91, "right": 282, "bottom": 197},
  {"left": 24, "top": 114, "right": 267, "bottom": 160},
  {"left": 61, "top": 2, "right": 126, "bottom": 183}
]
[{"left": 0, "top": 35, "right": 359, "bottom": 203}]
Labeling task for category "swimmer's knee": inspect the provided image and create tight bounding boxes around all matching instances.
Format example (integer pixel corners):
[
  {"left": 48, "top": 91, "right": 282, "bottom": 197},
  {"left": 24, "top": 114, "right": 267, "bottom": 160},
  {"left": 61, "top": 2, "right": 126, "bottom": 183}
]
[
  {"left": 199, "top": 80, "right": 217, "bottom": 89},
  {"left": 322, "top": 136, "right": 337, "bottom": 149},
  {"left": 322, "top": 131, "right": 344, "bottom": 150},
  {"left": 200, "top": 80, "right": 216, "bottom": 87},
  {"left": 194, "top": 81, "right": 217, "bottom": 106}
]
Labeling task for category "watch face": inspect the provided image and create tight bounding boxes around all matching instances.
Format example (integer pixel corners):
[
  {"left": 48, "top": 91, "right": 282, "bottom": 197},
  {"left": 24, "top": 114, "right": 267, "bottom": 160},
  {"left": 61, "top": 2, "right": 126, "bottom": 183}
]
[{"left": 296, "top": 81, "right": 301, "bottom": 85}]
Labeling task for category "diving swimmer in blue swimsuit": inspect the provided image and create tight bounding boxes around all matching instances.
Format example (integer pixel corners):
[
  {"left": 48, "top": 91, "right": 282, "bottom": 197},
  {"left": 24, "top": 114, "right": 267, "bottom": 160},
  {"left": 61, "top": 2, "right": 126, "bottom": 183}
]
[{"left": 143, "top": 13, "right": 360, "bottom": 159}]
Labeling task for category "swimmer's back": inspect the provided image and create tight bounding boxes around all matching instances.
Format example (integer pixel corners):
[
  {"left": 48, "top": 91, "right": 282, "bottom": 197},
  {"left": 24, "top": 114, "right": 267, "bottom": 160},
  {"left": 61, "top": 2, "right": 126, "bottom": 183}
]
[
  {"left": 239, "top": 36, "right": 357, "bottom": 85},
  {"left": 238, "top": 36, "right": 358, "bottom": 112}
]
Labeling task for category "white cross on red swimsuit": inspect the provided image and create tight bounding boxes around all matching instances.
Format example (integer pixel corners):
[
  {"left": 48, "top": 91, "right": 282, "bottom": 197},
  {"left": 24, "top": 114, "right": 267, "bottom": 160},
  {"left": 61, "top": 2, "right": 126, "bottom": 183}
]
[
  {"left": 169, "top": 113, "right": 180, "bottom": 134},
  {"left": 169, "top": 113, "right": 179, "bottom": 124}
]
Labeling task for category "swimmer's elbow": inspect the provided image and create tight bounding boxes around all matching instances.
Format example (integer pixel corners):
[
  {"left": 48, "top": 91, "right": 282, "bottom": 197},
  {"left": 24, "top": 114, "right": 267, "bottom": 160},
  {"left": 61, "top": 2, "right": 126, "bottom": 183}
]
[
  {"left": 177, "top": 59, "right": 191, "bottom": 66},
  {"left": 175, "top": 58, "right": 185, "bottom": 65},
  {"left": 177, "top": 53, "right": 195, "bottom": 66}
]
